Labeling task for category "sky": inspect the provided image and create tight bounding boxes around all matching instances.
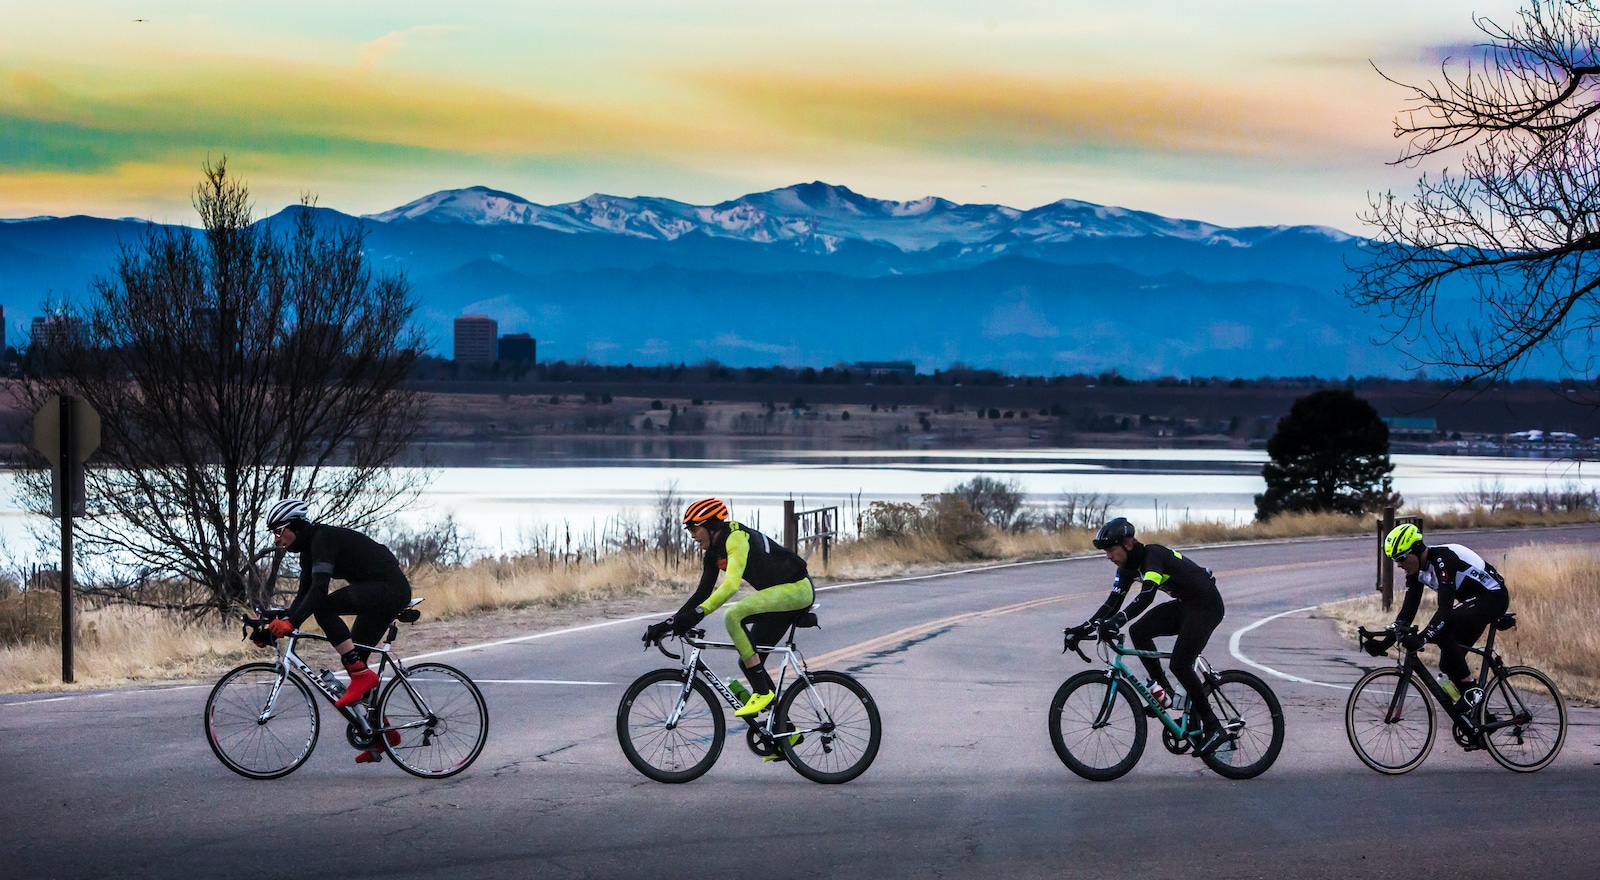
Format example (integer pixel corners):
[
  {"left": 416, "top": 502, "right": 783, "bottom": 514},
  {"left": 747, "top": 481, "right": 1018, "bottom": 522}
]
[{"left": 0, "top": 1, "right": 1526, "bottom": 231}]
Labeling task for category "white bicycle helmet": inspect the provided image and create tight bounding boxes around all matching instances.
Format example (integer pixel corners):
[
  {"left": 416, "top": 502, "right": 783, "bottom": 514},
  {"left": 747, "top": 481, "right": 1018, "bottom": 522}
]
[{"left": 265, "top": 498, "right": 312, "bottom": 531}]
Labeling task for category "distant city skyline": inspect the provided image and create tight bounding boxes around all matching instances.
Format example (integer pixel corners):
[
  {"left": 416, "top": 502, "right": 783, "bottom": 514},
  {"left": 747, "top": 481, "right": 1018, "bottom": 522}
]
[{"left": 0, "top": 2, "right": 1522, "bottom": 231}]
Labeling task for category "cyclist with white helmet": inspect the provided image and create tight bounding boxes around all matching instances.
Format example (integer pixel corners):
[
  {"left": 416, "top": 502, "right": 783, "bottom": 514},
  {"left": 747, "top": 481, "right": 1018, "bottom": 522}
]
[
  {"left": 260, "top": 498, "right": 412, "bottom": 764},
  {"left": 644, "top": 498, "right": 814, "bottom": 721},
  {"left": 1383, "top": 523, "right": 1509, "bottom": 710},
  {"left": 1067, "top": 516, "right": 1229, "bottom": 755}
]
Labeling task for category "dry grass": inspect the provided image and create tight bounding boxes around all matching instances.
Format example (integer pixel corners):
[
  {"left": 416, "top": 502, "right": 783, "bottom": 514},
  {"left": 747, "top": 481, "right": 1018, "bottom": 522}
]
[
  {"left": 1318, "top": 543, "right": 1600, "bottom": 704},
  {"left": 1417, "top": 507, "right": 1600, "bottom": 530},
  {"left": 0, "top": 604, "right": 259, "bottom": 694},
  {"left": 407, "top": 552, "right": 696, "bottom": 619}
]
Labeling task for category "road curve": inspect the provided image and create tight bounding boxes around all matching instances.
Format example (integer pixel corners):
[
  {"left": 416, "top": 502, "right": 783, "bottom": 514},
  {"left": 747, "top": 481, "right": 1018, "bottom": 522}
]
[{"left": 3, "top": 525, "right": 1598, "bottom": 879}]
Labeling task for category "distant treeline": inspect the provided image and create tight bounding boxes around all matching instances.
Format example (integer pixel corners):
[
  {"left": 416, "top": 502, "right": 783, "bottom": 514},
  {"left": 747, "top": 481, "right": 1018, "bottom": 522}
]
[{"left": 410, "top": 355, "right": 1588, "bottom": 394}]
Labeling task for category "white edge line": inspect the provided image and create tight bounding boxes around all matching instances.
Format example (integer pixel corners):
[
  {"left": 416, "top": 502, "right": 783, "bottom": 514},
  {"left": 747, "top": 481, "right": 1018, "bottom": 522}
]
[
  {"left": 407, "top": 612, "right": 670, "bottom": 660},
  {"left": 1229, "top": 606, "right": 1351, "bottom": 691}
]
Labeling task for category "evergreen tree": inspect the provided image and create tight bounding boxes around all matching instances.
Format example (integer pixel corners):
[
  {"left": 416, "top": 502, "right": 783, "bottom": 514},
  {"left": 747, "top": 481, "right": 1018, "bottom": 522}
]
[{"left": 1254, "top": 390, "right": 1398, "bottom": 520}]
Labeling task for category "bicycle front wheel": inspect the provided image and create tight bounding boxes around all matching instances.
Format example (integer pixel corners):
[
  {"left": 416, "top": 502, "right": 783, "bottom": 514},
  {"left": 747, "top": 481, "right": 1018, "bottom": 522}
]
[
  {"left": 204, "top": 662, "right": 320, "bottom": 780},
  {"left": 379, "top": 663, "right": 489, "bottom": 778},
  {"left": 1480, "top": 666, "right": 1567, "bottom": 773},
  {"left": 1048, "top": 671, "right": 1147, "bottom": 781},
  {"left": 617, "top": 668, "right": 725, "bottom": 783},
  {"left": 1346, "top": 667, "right": 1435, "bottom": 775},
  {"left": 774, "top": 670, "right": 882, "bottom": 784},
  {"left": 1199, "top": 670, "right": 1284, "bottom": 780}
]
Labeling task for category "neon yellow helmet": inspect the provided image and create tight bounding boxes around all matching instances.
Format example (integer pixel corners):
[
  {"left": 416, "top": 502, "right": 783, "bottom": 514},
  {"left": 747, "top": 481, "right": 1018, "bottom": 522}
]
[{"left": 1384, "top": 523, "right": 1423, "bottom": 560}]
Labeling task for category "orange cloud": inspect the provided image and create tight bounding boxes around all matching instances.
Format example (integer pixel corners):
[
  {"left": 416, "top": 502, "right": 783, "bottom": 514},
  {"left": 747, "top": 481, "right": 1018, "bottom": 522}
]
[{"left": 688, "top": 68, "right": 1391, "bottom": 165}]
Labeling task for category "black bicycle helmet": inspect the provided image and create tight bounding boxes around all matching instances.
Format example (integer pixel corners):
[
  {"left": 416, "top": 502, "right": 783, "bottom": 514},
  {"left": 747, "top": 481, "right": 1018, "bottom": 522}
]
[{"left": 1093, "top": 516, "right": 1136, "bottom": 550}]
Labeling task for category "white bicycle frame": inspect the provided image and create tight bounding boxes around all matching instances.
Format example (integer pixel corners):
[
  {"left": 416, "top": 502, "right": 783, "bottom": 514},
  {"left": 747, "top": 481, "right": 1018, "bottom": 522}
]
[
  {"left": 258, "top": 629, "right": 433, "bottom": 741},
  {"left": 665, "top": 632, "right": 837, "bottom": 741}
]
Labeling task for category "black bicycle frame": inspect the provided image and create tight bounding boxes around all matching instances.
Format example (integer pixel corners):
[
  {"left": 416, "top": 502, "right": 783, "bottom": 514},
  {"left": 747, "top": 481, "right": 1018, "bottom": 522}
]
[{"left": 1385, "top": 625, "right": 1520, "bottom": 736}]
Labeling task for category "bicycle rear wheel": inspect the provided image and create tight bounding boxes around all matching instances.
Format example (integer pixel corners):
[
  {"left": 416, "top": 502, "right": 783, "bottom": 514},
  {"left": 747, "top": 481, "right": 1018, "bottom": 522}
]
[
  {"left": 1346, "top": 667, "right": 1435, "bottom": 774},
  {"left": 205, "top": 662, "right": 320, "bottom": 780},
  {"left": 617, "top": 668, "right": 725, "bottom": 783},
  {"left": 774, "top": 670, "right": 882, "bottom": 784},
  {"left": 1199, "top": 670, "right": 1284, "bottom": 779},
  {"left": 1048, "top": 671, "right": 1147, "bottom": 781},
  {"left": 378, "top": 663, "right": 489, "bottom": 778},
  {"left": 1479, "top": 666, "right": 1566, "bottom": 773}
]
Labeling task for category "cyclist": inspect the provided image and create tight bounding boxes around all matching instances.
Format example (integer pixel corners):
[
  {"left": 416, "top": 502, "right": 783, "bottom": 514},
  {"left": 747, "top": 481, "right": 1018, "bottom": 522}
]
[
  {"left": 260, "top": 498, "right": 412, "bottom": 764},
  {"left": 644, "top": 498, "right": 814, "bottom": 720},
  {"left": 1067, "top": 516, "right": 1229, "bottom": 755},
  {"left": 1383, "top": 523, "right": 1509, "bottom": 712}
]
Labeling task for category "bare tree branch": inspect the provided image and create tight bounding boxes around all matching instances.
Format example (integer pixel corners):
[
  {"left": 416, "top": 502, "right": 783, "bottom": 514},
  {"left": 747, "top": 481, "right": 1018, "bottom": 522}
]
[
  {"left": 1351, "top": 1, "right": 1600, "bottom": 385},
  {"left": 18, "top": 159, "right": 429, "bottom": 616}
]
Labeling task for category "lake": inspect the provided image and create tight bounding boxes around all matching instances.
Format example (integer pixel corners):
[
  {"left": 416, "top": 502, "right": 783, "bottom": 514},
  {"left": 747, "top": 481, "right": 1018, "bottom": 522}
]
[{"left": 2, "top": 447, "right": 1593, "bottom": 561}]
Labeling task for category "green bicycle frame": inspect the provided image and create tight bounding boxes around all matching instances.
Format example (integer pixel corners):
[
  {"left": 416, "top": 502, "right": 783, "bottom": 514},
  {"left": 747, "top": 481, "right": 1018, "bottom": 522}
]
[{"left": 1098, "top": 639, "right": 1204, "bottom": 739}]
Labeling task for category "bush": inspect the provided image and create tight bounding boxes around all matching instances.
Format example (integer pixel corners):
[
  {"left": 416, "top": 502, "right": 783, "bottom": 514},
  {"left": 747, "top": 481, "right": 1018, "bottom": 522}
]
[
  {"left": 947, "top": 476, "right": 1026, "bottom": 531},
  {"left": 861, "top": 501, "right": 924, "bottom": 539},
  {"left": 857, "top": 495, "right": 990, "bottom": 558},
  {"left": 382, "top": 514, "right": 475, "bottom": 574}
]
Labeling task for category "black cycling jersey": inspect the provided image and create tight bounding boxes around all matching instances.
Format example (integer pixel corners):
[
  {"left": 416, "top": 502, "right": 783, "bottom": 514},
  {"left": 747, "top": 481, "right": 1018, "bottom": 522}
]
[
  {"left": 1396, "top": 543, "right": 1507, "bottom": 634},
  {"left": 1089, "top": 542, "right": 1220, "bottom": 624},
  {"left": 675, "top": 522, "right": 809, "bottom": 620},
  {"left": 283, "top": 523, "right": 407, "bottom": 627}
]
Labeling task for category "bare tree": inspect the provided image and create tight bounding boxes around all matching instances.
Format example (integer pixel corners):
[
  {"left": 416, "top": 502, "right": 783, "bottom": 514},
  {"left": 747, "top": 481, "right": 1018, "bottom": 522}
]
[
  {"left": 1349, "top": 1, "right": 1600, "bottom": 383},
  {"left": 20, "top": 159, "right": 427, "bottom": 615}
]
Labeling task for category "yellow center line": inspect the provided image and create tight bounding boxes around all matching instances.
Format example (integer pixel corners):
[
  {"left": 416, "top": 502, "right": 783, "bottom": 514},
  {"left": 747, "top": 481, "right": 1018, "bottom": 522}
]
[{"left": 808, "top": 590, "right": 1099, "bottom": 668}]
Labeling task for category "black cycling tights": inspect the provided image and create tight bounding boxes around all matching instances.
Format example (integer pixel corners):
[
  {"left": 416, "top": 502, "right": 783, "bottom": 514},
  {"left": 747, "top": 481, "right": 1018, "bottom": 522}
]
[
  {"left": 1129, "top": 596, "right": 1226, "bottom": 731},
  {"left": 1435, "top": 590, "right": 1510, "bottom": 685},
  {"left": 312, "top": 578, "right": 411, "bottom": 663}
]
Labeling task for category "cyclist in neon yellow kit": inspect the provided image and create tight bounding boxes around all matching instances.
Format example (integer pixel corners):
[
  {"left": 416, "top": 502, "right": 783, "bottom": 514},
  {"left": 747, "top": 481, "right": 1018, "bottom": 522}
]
[{"left": 644, "top": 498, "right": 814, "bottom": 718}]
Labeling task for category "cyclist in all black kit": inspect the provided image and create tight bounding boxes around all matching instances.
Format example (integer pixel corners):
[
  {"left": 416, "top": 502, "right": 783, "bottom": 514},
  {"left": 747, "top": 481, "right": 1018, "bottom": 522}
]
[
  {"left": 1384, "top": 523, "right": 1509, "bottom": 711},
  {"left": 260, "top": 498, "right": 412, "bottom": 763},
  {"left": 1067, "top": 517, "right": 1229, "bottom": 755},
  {"left": 645, "top": 498, "right": 814, "bottom": 721}
]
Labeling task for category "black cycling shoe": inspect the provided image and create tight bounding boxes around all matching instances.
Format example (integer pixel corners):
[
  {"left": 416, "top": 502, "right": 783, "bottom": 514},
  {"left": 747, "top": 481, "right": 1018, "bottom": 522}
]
[{"left": 1193, "top": 728, "right": 1230, "bottom": 757}]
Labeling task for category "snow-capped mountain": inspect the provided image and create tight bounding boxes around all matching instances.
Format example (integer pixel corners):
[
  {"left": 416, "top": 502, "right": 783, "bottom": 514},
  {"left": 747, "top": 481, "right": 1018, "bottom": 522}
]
[
  {"left": 1, "top": 182, "right": 1384, "bottom": 376},
  {"left": 367, "top": 182, "right": 1354, "bottom": 253}
]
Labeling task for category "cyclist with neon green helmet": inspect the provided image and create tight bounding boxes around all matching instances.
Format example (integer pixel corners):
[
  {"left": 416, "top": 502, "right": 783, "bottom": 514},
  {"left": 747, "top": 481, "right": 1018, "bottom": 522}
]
[
  {"left": 643, "top": 498, "right": 814, "bottom": 721},
  {"left": 1383, "top": 523, "right": 1509, "bottom": 711}
]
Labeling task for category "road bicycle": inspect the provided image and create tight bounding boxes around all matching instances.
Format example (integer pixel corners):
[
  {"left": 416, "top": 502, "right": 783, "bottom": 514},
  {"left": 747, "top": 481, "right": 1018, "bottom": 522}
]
[
  {"left": 204, "top": 599, "right": 489, "bottom": 779},
  {"left": 619, "top": 607, "right": 881, "bottom": 784},
  {"left": 1347, "top": 614, "right": 1566, "bottom": 774},
  {"left": 1050, "top": 629, "right": 1284, "bottom": 781}
]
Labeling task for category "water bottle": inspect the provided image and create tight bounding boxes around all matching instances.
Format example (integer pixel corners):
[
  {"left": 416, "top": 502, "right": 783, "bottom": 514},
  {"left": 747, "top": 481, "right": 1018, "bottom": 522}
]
[
  {"left": 319, "top": 669, "right": 346, "bottom": 697},
  {"left": 1144, "top": 678, "right": 1172, "bottom": 710},
  {"left": 728, "top": 679, "right": 751, "bottom": 706},
  {"left": 1436, "top": 674, "right": 1461, "bottom": 703}
]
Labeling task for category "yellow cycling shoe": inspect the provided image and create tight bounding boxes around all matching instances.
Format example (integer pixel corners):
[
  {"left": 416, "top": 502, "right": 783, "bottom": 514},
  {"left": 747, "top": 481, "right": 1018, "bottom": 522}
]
[{"left": 734, "top": 690, "right": 774, "bottom": 717}]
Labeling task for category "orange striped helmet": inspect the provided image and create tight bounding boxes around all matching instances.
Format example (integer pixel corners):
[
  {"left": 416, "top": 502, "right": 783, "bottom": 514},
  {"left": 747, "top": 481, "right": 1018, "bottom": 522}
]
[{"left": 682, "top": 497, "right": 730, "bottom": 528}]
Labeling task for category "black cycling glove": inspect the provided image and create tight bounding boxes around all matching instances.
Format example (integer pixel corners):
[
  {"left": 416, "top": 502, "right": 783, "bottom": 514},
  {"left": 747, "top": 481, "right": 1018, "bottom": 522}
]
[
  {"left": 643, "top": 620, "right": 673, "bottom": 645},
  {"left": 672, "top": 607, "right": 705, "bottom": 637}
]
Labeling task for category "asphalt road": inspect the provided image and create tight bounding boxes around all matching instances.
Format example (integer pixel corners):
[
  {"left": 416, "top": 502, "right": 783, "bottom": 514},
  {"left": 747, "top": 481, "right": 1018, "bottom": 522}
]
[{"left": 4, "top": 526, "right": 1599, "bottom": 880}]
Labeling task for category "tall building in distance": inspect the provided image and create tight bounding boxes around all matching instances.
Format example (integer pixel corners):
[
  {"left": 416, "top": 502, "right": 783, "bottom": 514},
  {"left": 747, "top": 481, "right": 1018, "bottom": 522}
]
[
  {"left": 453, "top": 314, "right": 497, "bottom": 368},
  {"left": 498, "top": 333, "right": 536, "bottom": 366}
]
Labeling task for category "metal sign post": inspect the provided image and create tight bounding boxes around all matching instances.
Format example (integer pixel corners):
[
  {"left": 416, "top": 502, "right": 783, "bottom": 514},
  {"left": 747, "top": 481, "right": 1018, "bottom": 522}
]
[{"left": 32, "top": 394, "right": 101, "bottom": 684}]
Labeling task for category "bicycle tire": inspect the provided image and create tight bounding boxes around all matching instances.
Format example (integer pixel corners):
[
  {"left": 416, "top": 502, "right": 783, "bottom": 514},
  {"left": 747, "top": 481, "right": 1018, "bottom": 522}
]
[
  {"left": 1048, "top": 670, "right": 1147, "bottom": 781},
  {"left": 617, "top": 668, "right": 725, "bottom": 783},
  {"left": 1480, "top": 666, "right": 1567, "bottom": 773},
  {"left": 378, "top": 663, "right": 489, "bottom": 778},
  {"left": 774, "top": 670, "right": 881, "bottom": 784},
  {"left": 1346, "top": 667, "right": 1435, "bottom": 775},
  {"left": 204, "top": 661, "right": 320, "bottom": 780},
  {"left": 1199, "top": 670, "right": 1284, "bottom": 780}
]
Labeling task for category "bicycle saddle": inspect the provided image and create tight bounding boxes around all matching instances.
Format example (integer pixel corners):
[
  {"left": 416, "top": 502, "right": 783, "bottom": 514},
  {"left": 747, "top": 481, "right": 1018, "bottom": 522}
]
[
  {"left": 396, "top": 597, "right": 424, "bottom": 624},
  {"left": 1494, "top": 612, "right": 1517, "bottom": 631}
]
